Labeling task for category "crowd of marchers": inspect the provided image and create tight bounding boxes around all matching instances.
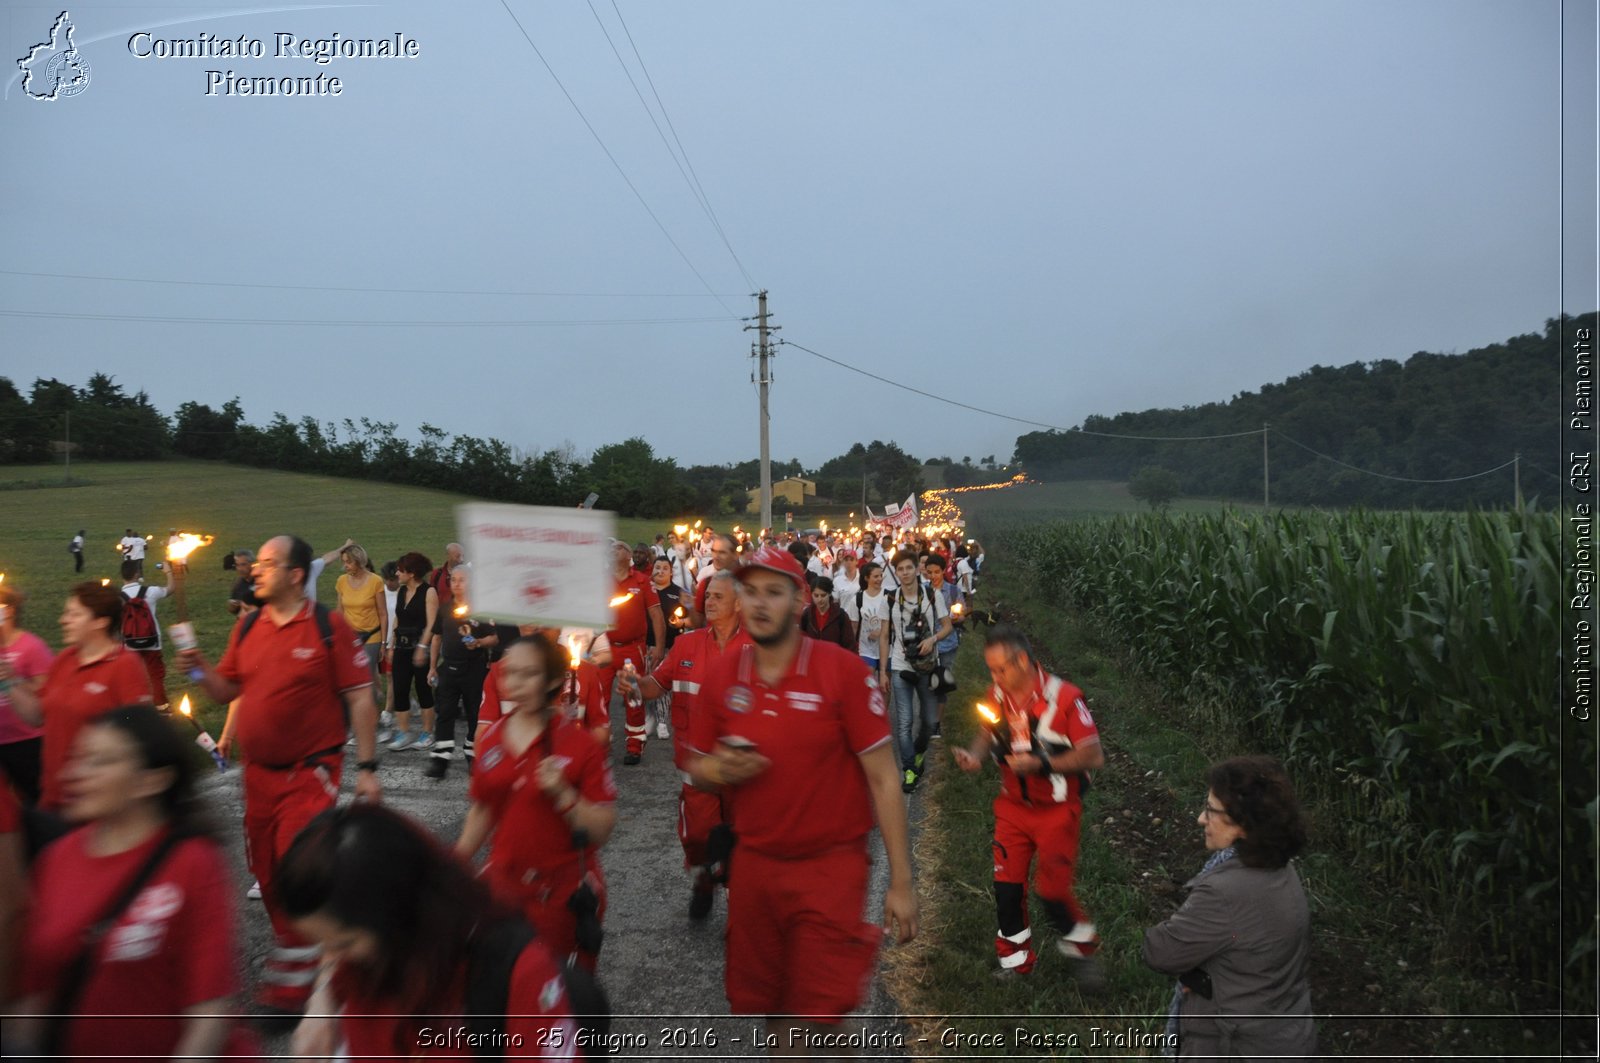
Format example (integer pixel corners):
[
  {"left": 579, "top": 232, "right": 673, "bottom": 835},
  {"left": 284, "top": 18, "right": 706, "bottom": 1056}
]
[{"left": 0, "top": 518, "right": 1316, "bottom": 1060}]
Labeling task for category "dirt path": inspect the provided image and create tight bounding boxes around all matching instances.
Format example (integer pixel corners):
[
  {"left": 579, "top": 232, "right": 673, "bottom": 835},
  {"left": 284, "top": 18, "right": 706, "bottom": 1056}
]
[{"left": 209, "top": 714, "right": 921, "bottom": 1060}]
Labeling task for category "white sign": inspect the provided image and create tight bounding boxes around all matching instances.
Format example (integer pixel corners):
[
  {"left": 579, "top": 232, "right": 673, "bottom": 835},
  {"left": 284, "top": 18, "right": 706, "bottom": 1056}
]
[{"left": 456, "top": 503, "right": 615, "bottom": 628}]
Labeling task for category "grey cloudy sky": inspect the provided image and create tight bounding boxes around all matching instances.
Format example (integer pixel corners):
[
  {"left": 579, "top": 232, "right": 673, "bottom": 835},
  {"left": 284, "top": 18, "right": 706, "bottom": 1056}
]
[{"left": 3, "top": 0, "right": 1595, "bottom": 470}]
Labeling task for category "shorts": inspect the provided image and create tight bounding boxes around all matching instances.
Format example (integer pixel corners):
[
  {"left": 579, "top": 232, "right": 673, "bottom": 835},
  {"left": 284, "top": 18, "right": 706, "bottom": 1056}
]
[{"left": 724, "top": 840, "right": 878, "bottom": 1018}]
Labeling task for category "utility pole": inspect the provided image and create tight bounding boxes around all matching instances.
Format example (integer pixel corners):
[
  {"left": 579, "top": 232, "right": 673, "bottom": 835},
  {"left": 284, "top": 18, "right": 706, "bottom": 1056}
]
[
  {"left": 64, "top": 410, "right": 71, "bottom": 481},
  {"left": 1262, "top": 423, "right": 1269, "bottom": 510},
  {"left": 1514, "top": 451, "right": 1522, "bottom": 509},
  {"left": 744, "top": 292, "right": 778, "bottom": 534}
]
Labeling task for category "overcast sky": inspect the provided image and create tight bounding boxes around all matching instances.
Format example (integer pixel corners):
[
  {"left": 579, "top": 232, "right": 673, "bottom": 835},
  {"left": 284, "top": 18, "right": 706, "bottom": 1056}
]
[{"left": 3, "top": 0, "right": 1595, "bottom": 470}]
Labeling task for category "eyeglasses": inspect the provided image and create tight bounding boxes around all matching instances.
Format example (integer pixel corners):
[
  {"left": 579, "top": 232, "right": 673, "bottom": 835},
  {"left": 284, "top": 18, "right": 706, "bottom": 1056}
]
[{"left": 1199, "top": 802, "right": 1229, "bottom": 820}]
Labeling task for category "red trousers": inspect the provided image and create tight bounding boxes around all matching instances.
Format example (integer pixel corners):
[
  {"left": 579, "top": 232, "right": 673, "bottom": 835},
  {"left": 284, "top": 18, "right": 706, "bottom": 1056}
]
[
  {"left": 137, "top": 648, "right": 168, "bottom": 708},
  {"left": 599, "top": 641, "right": 648, "bottom": 757},
  {"left": 243, "top": 758, "right": 341, "bottom": 1008},
  {"left": 487, "top": 860, "right": 608, "bottom": 973},
  {"left": 992, "top": 797, "right": 1097, "bottom": 974},
  {"left": 678, "top": 782, "right": 728, "bottom": 868}
]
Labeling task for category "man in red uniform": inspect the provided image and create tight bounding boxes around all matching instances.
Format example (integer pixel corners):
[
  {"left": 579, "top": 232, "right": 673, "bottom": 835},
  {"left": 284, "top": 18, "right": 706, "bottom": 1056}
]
[
  {"left": 180, "top": 534, "right": 381, "bottom": 1027},
  {"left": 626, "top": 571, "right": 749, "bottom": 919},
  {"left": 689, "top": 546, "right": 917, "bottom": 1048},
  {"left": 603, "top": 539, "right": 665, "bottom": 765},
  {"left": 952, "top": 625, "right": 1105, "bottom": 988}
]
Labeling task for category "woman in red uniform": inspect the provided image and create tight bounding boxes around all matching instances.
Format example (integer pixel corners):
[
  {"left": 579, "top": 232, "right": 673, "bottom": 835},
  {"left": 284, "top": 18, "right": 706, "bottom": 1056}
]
[
  {"left": 5, "top": 581, "right": 152, "bottom": 810},
  {"left": 278, "top": 803, "right": 577, "bottom": 1061},
  {"left": 456, "top": 634, "right": 616, "bottom": 971},
  {"left": 12, "top": 705, "right": 252, "bottom": 1059}
]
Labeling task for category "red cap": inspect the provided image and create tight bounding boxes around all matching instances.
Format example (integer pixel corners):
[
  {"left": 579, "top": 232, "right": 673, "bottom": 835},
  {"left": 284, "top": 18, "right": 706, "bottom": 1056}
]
[{"left": 735, "top": 544, "right": 808, "bottom": 592}]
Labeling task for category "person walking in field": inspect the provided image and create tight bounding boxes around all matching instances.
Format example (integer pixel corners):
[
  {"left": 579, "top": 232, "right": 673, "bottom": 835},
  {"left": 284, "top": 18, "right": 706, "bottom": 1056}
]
[
  {"left": 69, "top": 530, "right": 85, "bottom": 573},
  {"left": 951, "top": 625, "right": 1105, "bottom": 988}
]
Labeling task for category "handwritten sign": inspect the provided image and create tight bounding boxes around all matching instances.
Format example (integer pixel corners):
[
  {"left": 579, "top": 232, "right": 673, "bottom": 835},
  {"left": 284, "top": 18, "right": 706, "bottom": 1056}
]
[{"left": 456, "top": 503, "right": 615, "bottom": 628}]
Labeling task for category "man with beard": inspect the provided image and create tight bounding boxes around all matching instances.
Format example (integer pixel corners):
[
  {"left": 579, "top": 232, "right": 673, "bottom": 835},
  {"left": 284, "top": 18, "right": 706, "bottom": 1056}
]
[{"left": 689, "top": 546, "right": 916, "bottom": 1045}]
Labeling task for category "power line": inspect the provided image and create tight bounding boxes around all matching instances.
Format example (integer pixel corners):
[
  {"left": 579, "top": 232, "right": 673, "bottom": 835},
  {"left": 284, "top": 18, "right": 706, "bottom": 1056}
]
[
  {"left": 0, "top": 268, "right": 744, "bottom": 299},
  {"left": 781, "top": 339, "right": 1266, "bottom": 440},
  {"left": 0, "top": 308, "right": 730, "bottom": 327},
  {"left": 606, "top": 0, "right": 757, "bottom": 291},
  {"left": 495, "top": 0, "right": 740, "bottom": 319},
  {"left": 1275, "top": 431, "right": 1519, "bottom": 483}
]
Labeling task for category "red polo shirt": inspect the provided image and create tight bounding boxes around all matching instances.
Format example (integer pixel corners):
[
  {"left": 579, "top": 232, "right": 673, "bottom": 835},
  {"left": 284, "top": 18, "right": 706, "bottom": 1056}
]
[
  {"left": 39, "top": 646, "right": 153, "bottom": 809},
  {"left": 649, "top": 625, "right": 750, "bottom": 772},
  {"left": 990, "top": 668, "right": 1099, "bottom": 805},
  {"left": 217, "top": 601, "right": 371, "bottom": 768},
  {"left": 606, "top": 570, "right": 657, "bottom": 647},
  {"left": 691, "top": 638, "right": 888, "bottom": 858},
  {"left": 472, "top": 713, "right": 617, "bottom": 877},
  {"left": 481, "top": 658, "right": 608, "bottom": 732}
]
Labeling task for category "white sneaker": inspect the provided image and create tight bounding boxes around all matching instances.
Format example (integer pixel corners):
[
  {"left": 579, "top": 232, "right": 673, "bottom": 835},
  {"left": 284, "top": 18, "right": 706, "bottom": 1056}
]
[
  {"left": 656, "top": 719, "right": 670, "bottom": 740},
  {"left": 413, "top": 731, "right": 436, "bottom": 752},
  {"left": 389, "top": 731, "right": 415, "bottom": 752},
  {"left": 247, "top": 879, "right": 262, "bottom": 900}
]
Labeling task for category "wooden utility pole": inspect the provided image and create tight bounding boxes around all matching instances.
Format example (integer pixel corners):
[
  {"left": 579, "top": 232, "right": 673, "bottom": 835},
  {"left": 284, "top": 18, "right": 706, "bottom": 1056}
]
[
  {"left": 1514, "top": 451, "right": 1522, "bottom": 509},
  {"left": 1262, "top": 423, "right": 1270, "bottom": 510},
  {"left": 744, "top": 292, "right": 778, "bottom": 534}
]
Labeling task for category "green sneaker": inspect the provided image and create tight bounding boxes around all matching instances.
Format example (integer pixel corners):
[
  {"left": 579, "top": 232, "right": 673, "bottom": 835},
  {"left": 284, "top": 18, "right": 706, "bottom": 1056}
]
[
  {"left": 902, "top": 768, "right": 917, "bottom": 793},
  {"left": 913, "top": 752, "right": 926, "bottom": 774}
]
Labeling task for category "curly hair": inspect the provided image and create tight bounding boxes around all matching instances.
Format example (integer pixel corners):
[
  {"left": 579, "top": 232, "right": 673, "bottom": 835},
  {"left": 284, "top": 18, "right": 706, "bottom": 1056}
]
[
  {"left": 1208, "top": 755, "right": 1308, "bottom": 869},
  {"left": 395, "top": 552, "right": 433, "bottom": 580}
]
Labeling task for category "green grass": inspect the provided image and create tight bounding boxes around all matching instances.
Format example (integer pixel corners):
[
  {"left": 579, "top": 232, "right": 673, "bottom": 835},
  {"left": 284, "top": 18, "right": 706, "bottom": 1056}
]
[{"left": 0, "top": 459, "right": 676, "bottom": 729}]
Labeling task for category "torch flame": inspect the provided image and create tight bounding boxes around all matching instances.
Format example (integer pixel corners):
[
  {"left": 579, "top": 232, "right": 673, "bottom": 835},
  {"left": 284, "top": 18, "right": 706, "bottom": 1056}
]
[
  {"left": 693, "top": 520, "right": 702, "bottom": 530},
  {"left": 608, "top": 591, "right": 636, "bottom": 608},
  {"left": 673, "top": 524, "right": 689, "bottom": 536},
  {"left": 100, "top": 578, "right": 111, "bottom": 586},
  {"left": 453, "top": 604, "right": 470, "bottom": 618},
  {"left": 673, "top": 606, "right": 684, "bottom": 618},
  {"left": 566, "top": 635, "right": 581, "bottom": 669},
  {"left": 177, "top": 695, "right": 193, "bottom": 718},
  {"left": 167, "top": 533, "right": 215, "bottom": 563},
  {"left": 952, "top": 602, "right": 964, "bottom": 615},
  {"left": 976, "top": 702, "right": 1000, "bottom": 725}
]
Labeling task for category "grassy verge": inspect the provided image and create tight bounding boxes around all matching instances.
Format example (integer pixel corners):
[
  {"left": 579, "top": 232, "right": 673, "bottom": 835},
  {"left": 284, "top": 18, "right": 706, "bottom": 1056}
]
[
  {"left": 0, "top": 459, "right": 678, "bottom": 731},
  {"left": 885, "top": 521, "right": 1557, "bottom": 1058}
]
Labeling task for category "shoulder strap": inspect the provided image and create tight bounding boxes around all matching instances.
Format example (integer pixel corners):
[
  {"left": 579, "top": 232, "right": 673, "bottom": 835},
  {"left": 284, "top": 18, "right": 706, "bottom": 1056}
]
[
  {"left": 237, "top": 609, "right": 260, "bottom": 643},
  {"left": 135, "top": 585, "right": 150, "bottom": 602},
  {"left": 312, "top": 602, "right": 335, "bottom": 649},
  {"left": 43, "top": 831, "right": 187, "bottom": 1053}
]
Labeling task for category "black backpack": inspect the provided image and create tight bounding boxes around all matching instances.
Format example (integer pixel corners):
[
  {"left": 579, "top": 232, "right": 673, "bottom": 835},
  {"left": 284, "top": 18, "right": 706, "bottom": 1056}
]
[{"left": 465, "top": 917, "right": 610, "bottom": 1059}]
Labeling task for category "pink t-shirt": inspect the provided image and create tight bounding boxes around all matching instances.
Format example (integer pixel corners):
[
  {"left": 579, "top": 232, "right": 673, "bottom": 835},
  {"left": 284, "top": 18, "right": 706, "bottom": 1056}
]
[{"left": 0, "top": 632, "right": 53, "bottom": 744}]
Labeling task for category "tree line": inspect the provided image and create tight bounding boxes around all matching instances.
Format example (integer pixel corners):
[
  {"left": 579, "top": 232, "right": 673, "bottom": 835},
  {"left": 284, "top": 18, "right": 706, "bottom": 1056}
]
[
  {"left": 0, "top": 374, "right": 928, "bottom": 518},
  {"left": 1011, "top": 313, "right": 1592, "bottom": 509}
]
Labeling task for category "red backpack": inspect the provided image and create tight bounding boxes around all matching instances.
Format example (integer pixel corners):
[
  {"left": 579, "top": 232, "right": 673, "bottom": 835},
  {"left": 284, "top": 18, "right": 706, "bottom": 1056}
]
[{"left": 120, "top": 586, "right": 159, "bottom": 650}]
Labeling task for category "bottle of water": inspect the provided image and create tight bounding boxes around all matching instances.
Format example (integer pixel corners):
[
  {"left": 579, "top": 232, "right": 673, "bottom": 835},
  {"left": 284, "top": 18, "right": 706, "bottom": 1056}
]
[{"left": 622, "top": 659, "right": 643, "bottom": 709}]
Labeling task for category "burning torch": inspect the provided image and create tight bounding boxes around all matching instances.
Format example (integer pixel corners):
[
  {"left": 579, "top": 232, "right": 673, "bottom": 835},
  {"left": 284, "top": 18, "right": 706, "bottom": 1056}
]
[
  {"left": 165, "top": 533, "right": 213, "bottom": 681},
  {"left": 176, "top": 695, "right": 229, "bottom": 772},
  {"left": 565, "top": 635, "right": 581, "bottom": 704}
]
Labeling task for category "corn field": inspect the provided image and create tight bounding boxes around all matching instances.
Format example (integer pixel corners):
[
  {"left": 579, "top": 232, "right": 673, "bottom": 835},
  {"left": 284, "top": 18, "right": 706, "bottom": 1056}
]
[{"left": 1006, "top": 507, "right": 1592, "bottom": 1006}]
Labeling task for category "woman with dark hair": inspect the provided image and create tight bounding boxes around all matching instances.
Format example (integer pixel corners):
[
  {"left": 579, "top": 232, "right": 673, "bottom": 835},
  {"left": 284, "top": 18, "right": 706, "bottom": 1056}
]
[
  {"left": 10, "top": 705, "right": 251, "bottom": 1059},
  {"left": 388, "top": 552, "right": 438, "bottom": 751},
  {"left": 5, "top": 582, "right": 152, "bottom": 810},
  {"left": 456, "top": 634, "right": 616, "bottom": 972},
  {"left": 1143, "top": 755, "right": 1317, "bottom": 1059},
  {"left": 277, "top": 803, "right": 576, "bottom": 1060}
]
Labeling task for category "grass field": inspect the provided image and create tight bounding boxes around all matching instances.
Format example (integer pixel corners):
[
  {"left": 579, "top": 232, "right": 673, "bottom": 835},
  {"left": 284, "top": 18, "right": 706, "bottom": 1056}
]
[{"left": 0, "top": 460, "right": 679, "bottom": 729}]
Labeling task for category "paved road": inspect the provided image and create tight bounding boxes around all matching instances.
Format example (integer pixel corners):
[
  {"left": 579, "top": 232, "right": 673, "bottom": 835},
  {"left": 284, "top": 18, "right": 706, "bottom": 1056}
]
[{"left": 208, "top": 710, "right": 924, "bottom": 1060}]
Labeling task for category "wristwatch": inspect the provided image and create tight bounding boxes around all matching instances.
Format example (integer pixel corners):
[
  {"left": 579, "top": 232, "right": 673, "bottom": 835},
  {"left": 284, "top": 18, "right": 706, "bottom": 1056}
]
[{"left": 356, "top": 759, "right": 380, "bottom": 773}]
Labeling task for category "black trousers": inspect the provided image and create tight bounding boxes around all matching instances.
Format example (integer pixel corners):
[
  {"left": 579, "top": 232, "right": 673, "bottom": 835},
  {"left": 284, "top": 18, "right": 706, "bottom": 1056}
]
[
  {"left": 391, "top": 644, "right": 435, "bottom": 715},
  {"left": 431, "top": 657, "right": 486, "bottom": 758}
]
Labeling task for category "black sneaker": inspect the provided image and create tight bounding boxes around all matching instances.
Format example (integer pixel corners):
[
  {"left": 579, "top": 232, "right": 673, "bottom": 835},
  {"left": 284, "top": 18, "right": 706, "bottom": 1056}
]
[
  {"left": 623, "top": 751, "right": 642, "bottom": 766},
  {"left": 424, "top": 757, "right": 448, "bottom": 780},
  {"left": 689, "top": 870, "right": 715, "bottom": 921}
]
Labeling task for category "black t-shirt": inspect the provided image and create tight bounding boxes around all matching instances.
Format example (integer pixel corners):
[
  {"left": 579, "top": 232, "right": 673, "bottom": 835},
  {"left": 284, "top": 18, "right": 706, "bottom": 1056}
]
[
  {"left": 650, "top": 582, "right": 683, "bottom": 651},
  {"left": 432, "top": 611, "right": 518, "bottom": 664},
  {"left": 229, "top": 577, "right": 262, "bottom": 609}
]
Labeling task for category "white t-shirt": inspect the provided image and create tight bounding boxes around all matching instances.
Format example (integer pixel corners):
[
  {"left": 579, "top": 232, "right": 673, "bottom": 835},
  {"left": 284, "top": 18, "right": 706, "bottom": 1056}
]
[
  {"left": 833, "top": 571, "right": 861, "bottom": 618},
  {"left": 382, "top": 585, "right": 399, "bottom": 648},
  {"left": 956, "top": 557, "right": 976, "bottom": 594},
  {"left": 887, "top": 581, "right": 950, "bottom": 672},
  {"left": 121, "top": 536, "right": 146, "bottom": 561},
  {"left": 806, "top": 556, "right": 827, "bottom": 582},
  {"left": 856, "top": 588, "right": 891, "bottom": 659},
  {"left": 120, "top": 581, "right": 169, "bottom": 649}
]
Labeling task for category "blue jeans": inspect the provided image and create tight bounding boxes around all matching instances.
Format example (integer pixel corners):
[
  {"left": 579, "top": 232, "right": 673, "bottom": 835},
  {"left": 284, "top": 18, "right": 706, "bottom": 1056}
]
[{"left": 891, "top": 668, "right": 938, "bottom": 771}]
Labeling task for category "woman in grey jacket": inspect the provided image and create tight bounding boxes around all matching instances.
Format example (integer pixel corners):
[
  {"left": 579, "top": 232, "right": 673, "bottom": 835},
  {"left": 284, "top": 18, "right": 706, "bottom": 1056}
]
[{"left": 1143, "top": 756, "right": 1317, "bottom": 1061}]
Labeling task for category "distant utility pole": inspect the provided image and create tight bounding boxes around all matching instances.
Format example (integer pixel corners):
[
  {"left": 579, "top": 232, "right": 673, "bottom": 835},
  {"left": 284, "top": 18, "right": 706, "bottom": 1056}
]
[
  {"left": 1262, "top": 423, "right": 1270, "bottom": 510},
  {"left": 1514, "top": 451, "right": 1522, "bottom": 509},
  {"left": 745, "top": 291, "right": 778, "bottom": 533},
  {"left": 64, "top": 410, "right": 71, "bottom": 481}
]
